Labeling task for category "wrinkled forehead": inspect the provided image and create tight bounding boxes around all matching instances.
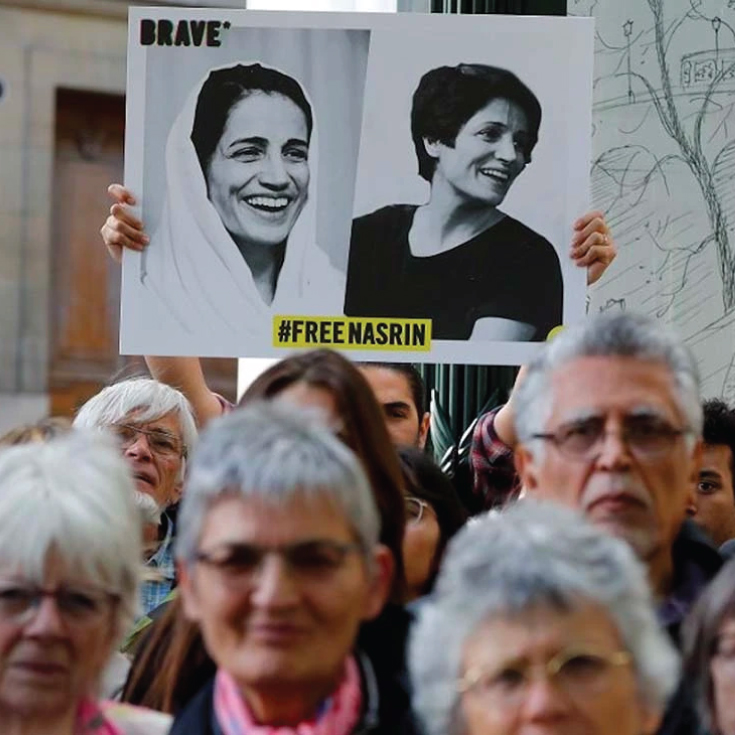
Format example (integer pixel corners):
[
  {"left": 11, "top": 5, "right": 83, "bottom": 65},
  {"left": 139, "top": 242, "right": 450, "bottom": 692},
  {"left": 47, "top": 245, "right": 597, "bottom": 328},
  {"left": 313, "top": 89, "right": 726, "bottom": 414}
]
[
  {"left": 546, "top": 356, "right": 683, "bottom": 426},
  {"left": 120, "top": 407, "right": 184, "bottom": 437}
]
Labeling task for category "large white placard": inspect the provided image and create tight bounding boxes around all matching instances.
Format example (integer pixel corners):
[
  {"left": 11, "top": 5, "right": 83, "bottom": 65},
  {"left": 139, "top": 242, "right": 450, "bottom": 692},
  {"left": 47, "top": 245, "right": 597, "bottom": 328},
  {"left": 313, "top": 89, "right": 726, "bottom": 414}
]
[{"left": 121, "top": 9, "right": 593, "bottom": 364}]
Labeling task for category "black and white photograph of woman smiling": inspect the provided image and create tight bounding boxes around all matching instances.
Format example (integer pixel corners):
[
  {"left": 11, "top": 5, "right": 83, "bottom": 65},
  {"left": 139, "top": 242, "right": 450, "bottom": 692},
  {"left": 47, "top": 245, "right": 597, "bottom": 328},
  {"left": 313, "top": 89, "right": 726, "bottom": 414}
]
[
  {"left": 346, "top": 63, "right": 562, "bottom": 343},
  {"left": 345, "top": 20, "right": 593, "bottom": 357},
  {"left": 120, "top": 24, "right": 370, "bottom": 357}
]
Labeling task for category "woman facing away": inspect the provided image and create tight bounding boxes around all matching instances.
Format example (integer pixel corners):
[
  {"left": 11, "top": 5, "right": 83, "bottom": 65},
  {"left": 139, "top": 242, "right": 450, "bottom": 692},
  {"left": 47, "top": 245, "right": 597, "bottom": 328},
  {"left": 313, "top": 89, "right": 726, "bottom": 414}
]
[
  {"left": 345, "top": 63, "right": 572, "bottom": 343},
  {"left": 133, "top": 62, "right": 342, "bottom": 348}
]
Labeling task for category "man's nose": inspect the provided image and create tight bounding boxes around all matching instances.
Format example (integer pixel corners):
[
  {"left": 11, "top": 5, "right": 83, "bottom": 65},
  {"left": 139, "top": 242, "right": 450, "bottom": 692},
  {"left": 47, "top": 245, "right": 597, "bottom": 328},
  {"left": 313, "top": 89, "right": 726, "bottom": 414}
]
[
  {"left": 124, "top": 432, "right": 153, "bottom": 461},
  {"left": 594, "top": 429, "right": 634, "bottom": 471}
]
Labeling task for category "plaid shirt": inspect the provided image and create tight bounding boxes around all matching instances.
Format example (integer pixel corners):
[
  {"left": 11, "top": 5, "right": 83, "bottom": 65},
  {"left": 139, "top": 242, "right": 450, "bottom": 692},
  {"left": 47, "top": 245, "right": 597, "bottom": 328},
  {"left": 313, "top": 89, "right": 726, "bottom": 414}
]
[
  {"left": 139, "top": 513, "right": 176, "bottom": 618},
  {"left": 470, "top": 405, "right": 521, "bottom": 510}
]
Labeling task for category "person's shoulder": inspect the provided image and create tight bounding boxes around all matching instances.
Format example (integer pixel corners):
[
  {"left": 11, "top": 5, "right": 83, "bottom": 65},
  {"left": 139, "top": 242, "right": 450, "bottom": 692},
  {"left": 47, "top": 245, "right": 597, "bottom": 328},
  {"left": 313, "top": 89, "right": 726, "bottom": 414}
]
[
  {"left": 169, "top": 678, "right": 216, "bottom": 735},
  {"left": 352, "top": 204, "right": 417, "bottom": 239},
  {"left": 499, "top": 215, "right": 556, "bottom": 253},
  {"left": 101, "top": 702, "right": 173, "bottom": 735}
]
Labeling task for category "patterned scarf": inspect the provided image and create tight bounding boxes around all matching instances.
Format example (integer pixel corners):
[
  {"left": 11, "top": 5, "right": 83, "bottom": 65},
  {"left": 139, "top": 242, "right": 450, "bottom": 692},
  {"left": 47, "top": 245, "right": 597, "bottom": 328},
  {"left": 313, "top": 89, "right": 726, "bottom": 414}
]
[
  {"left": 76, "top": 699, "right": 122, "bottom": 735},
  {"left": 213, "top": 658, "right": 363, "bottom": 735}
]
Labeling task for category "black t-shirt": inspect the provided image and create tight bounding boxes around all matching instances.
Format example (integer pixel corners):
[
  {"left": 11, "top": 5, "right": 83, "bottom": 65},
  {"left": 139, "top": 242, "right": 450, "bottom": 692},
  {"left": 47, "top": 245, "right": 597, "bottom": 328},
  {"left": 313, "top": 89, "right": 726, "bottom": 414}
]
[{"left": 344, "top": 204, "right": 563, "bottom": 341}]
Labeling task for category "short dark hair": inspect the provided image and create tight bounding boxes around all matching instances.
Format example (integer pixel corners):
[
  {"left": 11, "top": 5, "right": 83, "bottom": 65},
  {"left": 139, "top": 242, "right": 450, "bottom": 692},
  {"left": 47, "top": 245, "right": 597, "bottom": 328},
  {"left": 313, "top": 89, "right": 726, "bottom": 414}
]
[
  {"left": 703, "top": 399, "right": 735, "bottom": 485},
  {"left": 399, "top": 447, "right": 468, "bottom": 595},
  {"left": 359, "top": 362, "right": 427, "bottom": 418},
  {"left": 411, "top": 63, "right": 542, "bottom": 182},
  {"left": 191, "top": 63, "right": 313, "bottom": 176}
]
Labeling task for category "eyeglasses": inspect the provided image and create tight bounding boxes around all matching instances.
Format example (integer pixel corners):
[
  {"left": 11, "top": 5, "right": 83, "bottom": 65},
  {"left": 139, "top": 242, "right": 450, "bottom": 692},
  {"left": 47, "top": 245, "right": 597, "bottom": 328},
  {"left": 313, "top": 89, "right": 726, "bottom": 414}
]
[
  {"left": 195, "top": 539, "right": 364, "bottom": 584},
  {"left": 458, "top": 646, "right": 632, "bottom": 709},
  {"left": 714, "top": 634, "right": 735, "bottom": 661},
  {"left": 405, "top": 496, "right": 434, "bottom": 525},
  {"left": 532, "top": 415, "right": 691, "bottom": 461},
  {"left": 112, "top": 423, "right": 187, "bottom": 459},
  {"left": 0, "top": 582, "right": 120, "bottom": 625}
]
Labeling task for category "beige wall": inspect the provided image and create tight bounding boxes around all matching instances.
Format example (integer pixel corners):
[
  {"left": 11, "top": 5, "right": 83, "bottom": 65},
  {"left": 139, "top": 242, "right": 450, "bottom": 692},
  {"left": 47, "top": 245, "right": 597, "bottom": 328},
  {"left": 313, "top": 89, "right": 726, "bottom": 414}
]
[{"left": 0, "top": 3, "right": 126, "bottom": 395}]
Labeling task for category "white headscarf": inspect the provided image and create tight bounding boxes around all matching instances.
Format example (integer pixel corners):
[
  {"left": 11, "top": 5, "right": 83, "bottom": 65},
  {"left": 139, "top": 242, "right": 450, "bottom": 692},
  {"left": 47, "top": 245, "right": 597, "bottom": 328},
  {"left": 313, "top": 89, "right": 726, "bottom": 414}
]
[{"left": 137, "top": 63, "right": 344, "bottom": 355}]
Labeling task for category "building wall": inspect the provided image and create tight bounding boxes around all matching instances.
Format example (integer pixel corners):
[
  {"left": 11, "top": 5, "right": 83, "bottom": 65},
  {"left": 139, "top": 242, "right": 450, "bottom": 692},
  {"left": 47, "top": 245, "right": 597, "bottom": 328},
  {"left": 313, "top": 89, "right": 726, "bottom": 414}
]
[{"left": 0, "top": 1, "right": 127, "bottom": 402}]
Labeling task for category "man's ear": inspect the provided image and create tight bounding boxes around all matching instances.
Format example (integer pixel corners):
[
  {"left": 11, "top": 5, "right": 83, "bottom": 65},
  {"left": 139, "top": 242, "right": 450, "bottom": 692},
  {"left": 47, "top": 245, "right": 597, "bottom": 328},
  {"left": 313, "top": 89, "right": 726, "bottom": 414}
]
[
  {"left": 418, "top": 412, "right": 431, "bottom": 450},
  {"left": 363, "top": 545, "right": 394, "bottom": 621},
  {"left": 514, "top": 444, "right": 539, "bottom": 492},
  {"left": 177, "top": 560, "right": 201, "bottom": 623}
]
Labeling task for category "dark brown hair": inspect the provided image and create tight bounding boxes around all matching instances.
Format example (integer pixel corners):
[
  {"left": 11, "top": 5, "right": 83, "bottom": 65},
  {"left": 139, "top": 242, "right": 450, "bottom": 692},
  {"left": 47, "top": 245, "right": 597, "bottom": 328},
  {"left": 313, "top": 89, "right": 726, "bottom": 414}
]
[
  {"left": 241, "top": 349, "right": 407, "bottom": 586},
  {"left": 122, "top": 349, "right": 406, "bottom": 713}
]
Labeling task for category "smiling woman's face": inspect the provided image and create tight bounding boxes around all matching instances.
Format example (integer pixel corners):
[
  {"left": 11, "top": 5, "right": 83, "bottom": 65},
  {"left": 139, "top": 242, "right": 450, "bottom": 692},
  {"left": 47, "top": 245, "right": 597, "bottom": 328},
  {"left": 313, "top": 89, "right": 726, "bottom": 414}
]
[
  {"left": 206, "top": 91, "right": 310, "bottom": 249},
  {"left": 426, "top": 97, "right": 530, "bottom": 208}
]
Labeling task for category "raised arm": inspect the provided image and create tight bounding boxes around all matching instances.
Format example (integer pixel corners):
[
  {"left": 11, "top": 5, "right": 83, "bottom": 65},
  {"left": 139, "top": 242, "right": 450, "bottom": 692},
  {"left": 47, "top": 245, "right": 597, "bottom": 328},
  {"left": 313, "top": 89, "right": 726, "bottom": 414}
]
[{"left": 101, "top": 184, "right": 226, "bottom": 427}]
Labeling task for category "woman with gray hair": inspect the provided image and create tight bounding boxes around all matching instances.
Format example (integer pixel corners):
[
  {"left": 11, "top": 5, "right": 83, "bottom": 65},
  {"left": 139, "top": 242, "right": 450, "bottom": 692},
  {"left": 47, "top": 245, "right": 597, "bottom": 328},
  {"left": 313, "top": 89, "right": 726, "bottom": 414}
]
[
  {"left": 169, "top": 401, "right": 411, "bottom": 734},
  {"left": 0, "top": 432, "right": 171, "bottom": 734},
  {"left": 409, "top": 500, "right": 679, "bottom": 735}
]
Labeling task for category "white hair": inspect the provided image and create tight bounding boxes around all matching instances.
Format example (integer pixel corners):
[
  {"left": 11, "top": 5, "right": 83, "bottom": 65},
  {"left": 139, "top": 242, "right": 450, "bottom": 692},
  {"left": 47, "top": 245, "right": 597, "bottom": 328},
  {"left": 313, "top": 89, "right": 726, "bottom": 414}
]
[
  {"left": 73, "top": 377, "right": 198, "bottom": 481},
  {"left": 514, "top": 311, "right": 702, "bottom": 459},
  {"left": 409, "top": 500, "right": 680, "bottom": 735},
  {"left": 0, "top": 431, "right": 142, "bottom": 641},
  {"left": 176, "top": 401, "right": 380, "bottom": 565}
]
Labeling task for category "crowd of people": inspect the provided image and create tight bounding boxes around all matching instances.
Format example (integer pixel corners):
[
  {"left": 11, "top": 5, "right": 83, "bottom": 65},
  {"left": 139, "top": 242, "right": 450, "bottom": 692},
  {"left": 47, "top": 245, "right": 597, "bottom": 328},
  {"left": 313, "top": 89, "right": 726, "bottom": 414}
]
[{"left": 6, "top": 189, "right": 735, "bottom": 735}]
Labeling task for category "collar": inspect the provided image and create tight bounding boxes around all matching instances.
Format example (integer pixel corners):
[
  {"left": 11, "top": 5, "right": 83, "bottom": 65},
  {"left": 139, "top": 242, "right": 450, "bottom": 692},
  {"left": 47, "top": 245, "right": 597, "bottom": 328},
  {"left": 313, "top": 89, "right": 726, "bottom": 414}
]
[
  {"left": 353, "top": 651, "right": 380, "bottom": 735},
  {"left": 146, "top": 512, "right": 176, "bottom": 580},
  {"left": 659, "top": 520, "right": 723, "bottom": 632}
]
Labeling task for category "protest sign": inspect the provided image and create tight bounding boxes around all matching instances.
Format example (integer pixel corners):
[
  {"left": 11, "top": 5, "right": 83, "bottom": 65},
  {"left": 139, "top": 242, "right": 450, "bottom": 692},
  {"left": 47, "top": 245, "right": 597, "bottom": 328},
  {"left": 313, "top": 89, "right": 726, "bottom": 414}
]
[{"left": 121, "top": 8, "right": 593, "bottom": 364}]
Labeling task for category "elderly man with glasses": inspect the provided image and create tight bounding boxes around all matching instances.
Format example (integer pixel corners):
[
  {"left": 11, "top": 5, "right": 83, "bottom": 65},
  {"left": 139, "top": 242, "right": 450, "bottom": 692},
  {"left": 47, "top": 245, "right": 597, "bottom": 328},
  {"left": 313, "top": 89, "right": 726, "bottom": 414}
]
[
  {"left": 499, "top": 311, "right": 721, "bottom": 735},
  {"left": 74, "top": 377, "right": 198, "bottom": 617}
]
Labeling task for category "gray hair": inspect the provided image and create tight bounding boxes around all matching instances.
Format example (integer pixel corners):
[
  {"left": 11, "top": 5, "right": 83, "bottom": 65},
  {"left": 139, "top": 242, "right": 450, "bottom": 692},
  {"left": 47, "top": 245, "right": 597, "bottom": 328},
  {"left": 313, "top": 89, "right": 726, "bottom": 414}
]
[
  {"left": 175, "top": 401, "right": 381, "bottom": 564},
  {"left": 73, "top": 377, "right": 198, "bottom": 481},
  {"left": 409, "top": 500, "right": 680, "bottom": 735},
  {"left": 0, "top": 431, "right": 142, "bottom": 641},
  {"left": 514, "top": 312, "right": 702, "bottom": 457}
]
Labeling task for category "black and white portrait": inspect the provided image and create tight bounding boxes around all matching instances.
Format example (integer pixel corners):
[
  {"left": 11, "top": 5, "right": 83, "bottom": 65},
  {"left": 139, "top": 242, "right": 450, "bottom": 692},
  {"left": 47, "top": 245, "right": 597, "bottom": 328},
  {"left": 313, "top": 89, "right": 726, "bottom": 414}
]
[
  {"left": 122, "top": 18, "right": 369, "bottom": 357},
  {"left": 346, "top": 20, "right": 592, "bottom": 364},
  {"left": 121, "top": 11, "right": 592, "bottom": 364},
  {"left": 346, "top": 62, "right": 562, "bottom": 342}
]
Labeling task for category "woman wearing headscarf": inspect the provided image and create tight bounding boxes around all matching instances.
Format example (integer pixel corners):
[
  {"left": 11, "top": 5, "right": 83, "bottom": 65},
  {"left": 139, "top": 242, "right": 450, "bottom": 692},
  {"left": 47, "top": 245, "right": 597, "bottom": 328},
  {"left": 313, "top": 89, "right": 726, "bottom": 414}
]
[{"left": 130, "top": 62, "right": 342, "bottom": 352}]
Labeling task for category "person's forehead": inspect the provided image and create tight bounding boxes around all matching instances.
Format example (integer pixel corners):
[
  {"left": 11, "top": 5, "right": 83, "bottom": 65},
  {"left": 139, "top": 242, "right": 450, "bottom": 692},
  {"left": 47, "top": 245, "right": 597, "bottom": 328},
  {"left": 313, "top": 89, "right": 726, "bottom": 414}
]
[
  {"left": 121, "top": 409, "right": 183, "bottom": 436},
  {"left": 359, "top": 366, "right": 416, "bottom": 410},
  {"left": 702, "top": 444, "right": 734, "bottom": 480},
  {"left": 463, "top": 603, "right": 621, "bottom": 664},
  {"left": 547, "top": 356, "right": 682, "bottom": 422},
  {"left": 464, "top": 97, "right": 529, "bottom": 131},
  {"left": 199, "top": 493, "right": 354, "bottom": 547},
  {"left": 223, "top": 91, "right": 308, "bottom": 141}
]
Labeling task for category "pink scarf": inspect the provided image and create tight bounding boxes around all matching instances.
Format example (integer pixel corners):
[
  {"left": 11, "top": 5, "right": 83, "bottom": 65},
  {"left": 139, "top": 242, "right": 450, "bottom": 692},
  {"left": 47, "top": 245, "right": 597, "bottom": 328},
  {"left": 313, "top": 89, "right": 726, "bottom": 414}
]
[
  {"left": 213, "top": 658, "right": 363, "bottom": 735},
  {"left": 76, "top": 699, "right": 122, "bottom": 735}
]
